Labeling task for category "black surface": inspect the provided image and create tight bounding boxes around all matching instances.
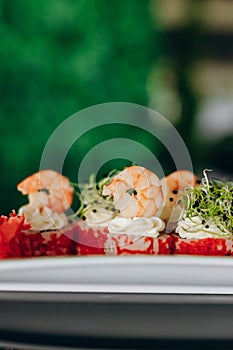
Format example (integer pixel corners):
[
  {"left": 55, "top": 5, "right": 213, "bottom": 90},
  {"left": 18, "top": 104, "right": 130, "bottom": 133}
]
[
  {"left": 2, "top": 336, "right": 233, "bottom": 350},
  {"left": 1, "top": 292, "right": 233, "bottom": 348}
]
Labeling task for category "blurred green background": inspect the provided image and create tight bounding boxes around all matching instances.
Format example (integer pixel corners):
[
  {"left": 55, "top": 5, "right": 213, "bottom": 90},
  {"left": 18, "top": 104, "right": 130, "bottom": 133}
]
[{"left": 0, "top": 0, "right": 232, "bottom": 214}]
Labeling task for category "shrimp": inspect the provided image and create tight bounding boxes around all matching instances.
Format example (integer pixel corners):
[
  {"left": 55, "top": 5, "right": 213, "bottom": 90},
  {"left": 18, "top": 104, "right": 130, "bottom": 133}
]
[
  {"left": 160, "top": 170, "right": 198, "bottom": 222},
  {"left": 102, "top": 166, "right": 164, "bottom": 218},
  {"left": 17, "top": 170, "right": 74, "bottom": 213}
]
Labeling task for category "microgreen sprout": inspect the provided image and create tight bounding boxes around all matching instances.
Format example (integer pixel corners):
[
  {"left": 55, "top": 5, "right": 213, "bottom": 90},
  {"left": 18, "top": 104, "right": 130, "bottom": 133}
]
[
  {"left": 182, "top": 171, "right": 233, "bottom": 236},
  {"left": 70, "top": 169, "right": 119, "bottom": 220}
]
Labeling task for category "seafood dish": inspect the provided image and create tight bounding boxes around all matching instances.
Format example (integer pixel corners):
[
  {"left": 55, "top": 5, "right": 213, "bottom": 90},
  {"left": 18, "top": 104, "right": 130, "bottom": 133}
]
[
  {"left": 0, "top": 166, "right": 232, "bottom": 258},
  {"left": 174, "top": 174, "right": 233, "bottom": 256}
]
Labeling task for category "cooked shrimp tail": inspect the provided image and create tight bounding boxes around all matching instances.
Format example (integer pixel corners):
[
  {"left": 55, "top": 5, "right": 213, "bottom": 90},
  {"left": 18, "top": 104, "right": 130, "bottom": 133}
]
[
  {"left": 102, "top": 165, "right": 164, "bottom": 218},
  {"left": 17, "top": 170, "right": 74, "bottom": 213},
  {"left": 160, "top": 170, "right": 198, "bottom": 225}
]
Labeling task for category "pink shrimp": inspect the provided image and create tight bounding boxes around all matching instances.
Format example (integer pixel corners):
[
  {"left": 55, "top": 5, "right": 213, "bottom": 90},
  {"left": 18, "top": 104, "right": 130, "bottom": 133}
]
[
  {"left": 17, "top": 170, "right": 74, "bottom": 213},
  {"left": 102, "top": 166, "right": 164, "bottom": 218},
  {"left": 160, "top": 170, "right": 198, "bottom": 222}
]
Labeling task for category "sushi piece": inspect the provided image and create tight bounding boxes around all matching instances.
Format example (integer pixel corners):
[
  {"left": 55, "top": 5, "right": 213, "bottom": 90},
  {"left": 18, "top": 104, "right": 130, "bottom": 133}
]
[
  {"left": 174, "top": 173, "right": 233, "bottom": 256},
  {"left": 0, "top": 211, "right": 30, "bottom": 259},
  {"left": 75, "top": 166, "right": 172, "bottom": 255},
  {"left": 17, "top": 170, "right": 76, "bottom": 257}
]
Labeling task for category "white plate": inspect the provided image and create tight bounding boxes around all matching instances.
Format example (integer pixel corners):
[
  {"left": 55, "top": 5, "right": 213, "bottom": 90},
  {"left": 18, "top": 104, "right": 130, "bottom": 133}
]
[{"left": 1, "top": 255, "right": 233, "bottom": 294}]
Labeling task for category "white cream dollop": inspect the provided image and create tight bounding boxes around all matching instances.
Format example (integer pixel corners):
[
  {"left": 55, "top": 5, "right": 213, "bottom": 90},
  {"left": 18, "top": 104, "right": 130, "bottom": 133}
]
[
  {"left": 85, "top": 209, "right": 115, "bottom": 227},
  {"left": 108, "top": 216, "right": 165, "bottom": 237},
  {"left": 18, "top": 204, "right": 68, "bottom": 231},
  {"left": 176, "top": 215, "right": 230, "bottom": 239}
]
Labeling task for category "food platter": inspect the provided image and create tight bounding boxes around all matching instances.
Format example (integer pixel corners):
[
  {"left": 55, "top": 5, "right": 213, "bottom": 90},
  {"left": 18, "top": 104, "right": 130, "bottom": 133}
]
[
  {"left": 1, "top": 167, "right": 232, "bottom": 346},
  {"left": 0, "top": 255, "right": 233, "bottom": 294},
  {"left": 1, "top": 255, "right": 233, "bottom": 348}
]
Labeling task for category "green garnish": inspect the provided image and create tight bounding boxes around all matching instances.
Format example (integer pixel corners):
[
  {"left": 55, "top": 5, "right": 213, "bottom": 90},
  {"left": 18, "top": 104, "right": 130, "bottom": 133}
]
[
  {"left": 182, "top": 170, "right": 233, "bottom": 235},
  {"left": 70, "top": 169, "right": 119, "bottom": 220}
]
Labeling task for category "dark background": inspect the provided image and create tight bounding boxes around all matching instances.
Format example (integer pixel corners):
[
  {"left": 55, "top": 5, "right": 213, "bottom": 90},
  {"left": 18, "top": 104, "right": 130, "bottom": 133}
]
[{"left": 0, "top": 0, "right": 232, "bottom": 214}]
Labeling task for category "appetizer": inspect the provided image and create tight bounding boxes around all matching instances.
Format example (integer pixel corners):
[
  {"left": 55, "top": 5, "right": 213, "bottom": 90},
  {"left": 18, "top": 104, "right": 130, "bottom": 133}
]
[
  {"left": 1, "top": 165, "right": 232, "bottom": 259},
  {"left": 75, "top": 166, "right": 172, "bottom": 255},
  {"left": 174, "top": 171, "right": 233, "bottom": 256},
  {"left": 0, "top": 211, "right": 30, "bottom": 258},
  {"left": 17, "top": 170, "right": 76, "bottom": 257}
]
